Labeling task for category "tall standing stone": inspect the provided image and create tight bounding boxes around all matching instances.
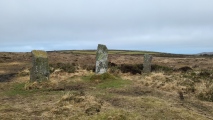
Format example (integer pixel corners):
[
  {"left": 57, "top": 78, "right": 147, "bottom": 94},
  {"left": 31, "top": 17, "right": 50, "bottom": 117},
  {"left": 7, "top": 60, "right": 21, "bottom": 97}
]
[
  {"left": 143, "top": 54, "right": 152, "bottom": 73},
  {"left": 30, "top": 50, "right": 50, "bottom": 82},
  {"left": 95, "top": 44, "right": 108, "bottom": 74}
]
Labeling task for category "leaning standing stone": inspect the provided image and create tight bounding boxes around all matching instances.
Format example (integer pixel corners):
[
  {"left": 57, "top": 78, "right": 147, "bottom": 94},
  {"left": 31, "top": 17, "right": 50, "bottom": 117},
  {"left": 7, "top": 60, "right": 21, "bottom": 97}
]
[
  {"left": 95, "top": 44, "right": 108, "bottom": 74},
  {"left": 30, "top": 50, "right": 50, "bottom": 82},
  {"left": 143, "top": 54, "right": 152, "bottom": 73}
]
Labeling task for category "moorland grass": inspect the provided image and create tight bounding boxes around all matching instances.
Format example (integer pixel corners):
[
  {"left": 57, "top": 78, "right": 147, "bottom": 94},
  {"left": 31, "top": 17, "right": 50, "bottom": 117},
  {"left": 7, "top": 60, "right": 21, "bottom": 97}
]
[
  {"left": 4, "top": 83, "right": 39, "bottom": 96},
  {"left": 82, "top": 72, "right": 132, "bottom": 89}
]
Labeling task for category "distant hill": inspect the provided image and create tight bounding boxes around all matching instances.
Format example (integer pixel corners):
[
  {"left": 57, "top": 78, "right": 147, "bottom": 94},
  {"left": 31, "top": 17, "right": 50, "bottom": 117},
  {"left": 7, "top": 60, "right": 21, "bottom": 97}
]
[{"left": 198, "top": 52, "right": 213, "bottom": 55}]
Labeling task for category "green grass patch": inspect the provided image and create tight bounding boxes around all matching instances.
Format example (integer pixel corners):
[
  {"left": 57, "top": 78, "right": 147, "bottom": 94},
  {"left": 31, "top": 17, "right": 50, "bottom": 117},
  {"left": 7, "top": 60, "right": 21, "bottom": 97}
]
[
  {"left": 5, "top": 83, "right": 39, "bottom": 96},
  {"left": 97, "top": 78, "right": 131, "bottom": 89},
  {"left": 90, "top": 73, "right": 116, "bottom": 81},
  {"left": 82, "top": 73, "right": 132, "bottom": 89},
  {"left": 81, "top": 73, "right": 116, "bottom": 81}
]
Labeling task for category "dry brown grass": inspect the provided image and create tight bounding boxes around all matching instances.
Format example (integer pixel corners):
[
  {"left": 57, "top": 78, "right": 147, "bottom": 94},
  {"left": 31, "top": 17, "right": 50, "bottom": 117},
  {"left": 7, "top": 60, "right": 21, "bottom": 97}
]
[
  {"left": 1, "top": 51, "right": 213, "bottom": 119},
  {"left": 0, "top": 70, "right": 213, "bottom": 119},
  {"left": 138, "top": 71, "right": 213, "bottom": 102}
]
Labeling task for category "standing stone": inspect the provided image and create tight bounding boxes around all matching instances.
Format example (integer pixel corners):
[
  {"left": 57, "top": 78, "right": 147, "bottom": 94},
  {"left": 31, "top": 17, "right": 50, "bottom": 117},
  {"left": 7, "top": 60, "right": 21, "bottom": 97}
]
[
  {"left": 95, "top": 44, "right": 108, "bottom": 74},
  {"left": 143, "top": 54, "right": 152, "bottom": 73},
  {"left": 30, "top": 50, "right": 50, "bottom": 82}
]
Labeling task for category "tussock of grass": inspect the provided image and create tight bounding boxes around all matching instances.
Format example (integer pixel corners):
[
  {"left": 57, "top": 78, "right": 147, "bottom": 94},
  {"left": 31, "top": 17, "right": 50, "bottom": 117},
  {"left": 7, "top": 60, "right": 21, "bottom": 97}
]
[
  {"left": 197, "top": 86, "right": 213, "bottom": 102},
  {"left": 141, "top": 70, "right": 213, "bottom": 103},
  {"left": 50, "top": 92, "right": 103, "bottom": 118},
  {"left": 17, "top": 68, "right": 30, "bottom": 76},
  {"left": 59, "top": 91, "right": 85, "bottom": 103},
  {"left": 25, "top": 81, "right": 57, "bottom": 90}
]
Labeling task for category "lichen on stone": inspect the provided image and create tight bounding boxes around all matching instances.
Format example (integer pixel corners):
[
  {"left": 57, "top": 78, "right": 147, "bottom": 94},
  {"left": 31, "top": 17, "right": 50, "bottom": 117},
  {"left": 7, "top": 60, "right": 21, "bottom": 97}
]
[
  {"left": 30, "top": 50, "right": 50, "bottom": 82},
  {"left": 95, "top": 44, "right": 108, "bottom": 74},
  {"left": 143, "top": 54, "right": 152, "bottom": 73},
  {"left": 32, "top": 50, "right": 48, "bottom": 58}
]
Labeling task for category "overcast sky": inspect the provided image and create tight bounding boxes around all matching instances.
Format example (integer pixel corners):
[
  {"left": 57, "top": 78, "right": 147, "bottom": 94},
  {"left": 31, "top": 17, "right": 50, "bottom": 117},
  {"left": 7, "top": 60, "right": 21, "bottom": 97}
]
[{"left": 0, "top": 0, "right": 213, "bottom": 54}]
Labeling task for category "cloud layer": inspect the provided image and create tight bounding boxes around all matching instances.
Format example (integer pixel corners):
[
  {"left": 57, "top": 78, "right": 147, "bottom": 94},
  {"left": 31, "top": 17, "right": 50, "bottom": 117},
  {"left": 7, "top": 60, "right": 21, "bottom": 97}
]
[{"left": 0, "top": 0, "right": 213, "bottom": 53}]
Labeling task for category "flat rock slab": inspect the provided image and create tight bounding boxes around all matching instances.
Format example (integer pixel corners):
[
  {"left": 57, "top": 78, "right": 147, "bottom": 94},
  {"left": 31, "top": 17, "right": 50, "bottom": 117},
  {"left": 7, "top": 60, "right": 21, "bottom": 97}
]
[
  {"left": 95, "top": 44, "right": 108, "bottom": 74},
  {"left": 30, "top": 50, "right": 50, "bottom": 82}
]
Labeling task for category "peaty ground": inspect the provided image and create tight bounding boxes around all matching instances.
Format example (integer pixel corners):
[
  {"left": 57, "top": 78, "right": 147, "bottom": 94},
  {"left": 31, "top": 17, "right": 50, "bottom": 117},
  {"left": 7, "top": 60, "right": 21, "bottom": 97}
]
[{"left": 0, "top": 51, "right": 213, "bottom": 120}]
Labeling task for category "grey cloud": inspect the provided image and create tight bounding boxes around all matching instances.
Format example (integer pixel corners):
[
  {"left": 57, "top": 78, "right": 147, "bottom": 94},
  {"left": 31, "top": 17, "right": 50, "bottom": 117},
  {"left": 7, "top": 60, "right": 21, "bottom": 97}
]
[{"left": 0, "top": 0, "right": 213, "bottom": 53}]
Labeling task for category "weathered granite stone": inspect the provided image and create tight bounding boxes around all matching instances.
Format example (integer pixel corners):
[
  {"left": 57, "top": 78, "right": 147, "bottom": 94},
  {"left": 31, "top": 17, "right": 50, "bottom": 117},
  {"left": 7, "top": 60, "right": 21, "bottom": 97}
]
[
  {"left": 143, "top": 54, "right": 152, "bottom": 73},
  {"left": 95, "top": 44, "right": 108, "bottom": 74},
  {"left": 30, "top": 50, "right": 50, "bottom": 82}
]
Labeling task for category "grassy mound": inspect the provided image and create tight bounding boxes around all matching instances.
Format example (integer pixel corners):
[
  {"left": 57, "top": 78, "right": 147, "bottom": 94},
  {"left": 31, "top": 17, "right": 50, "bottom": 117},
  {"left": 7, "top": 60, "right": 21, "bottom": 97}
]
[{"left": 82, "top": 73, "right": 131, "bottom": 89}]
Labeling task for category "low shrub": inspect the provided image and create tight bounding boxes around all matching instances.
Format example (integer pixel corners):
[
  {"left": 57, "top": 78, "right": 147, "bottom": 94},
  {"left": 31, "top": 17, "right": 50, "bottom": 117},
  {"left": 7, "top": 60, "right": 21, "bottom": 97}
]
[
  {"left": 177, "top": 66, "right": 193, "bottom": 72},
  {"left": 108, "top": 62, "right": 117, "bottom": 67},
  {"left": 151, "top": 64, "right": 173, "bottom": 72},
  {"left": 119, "top": 64, "right": 143, "bottom": 75},
  {"left": 25, "top": 81, "right": 57, "bottom": 90},
  {"left": 50, "top": 63, "right": 76, "bottom": 73}
]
